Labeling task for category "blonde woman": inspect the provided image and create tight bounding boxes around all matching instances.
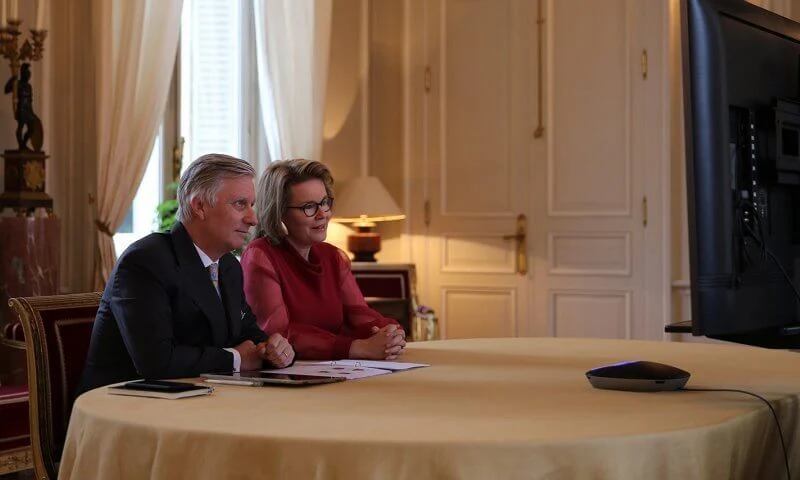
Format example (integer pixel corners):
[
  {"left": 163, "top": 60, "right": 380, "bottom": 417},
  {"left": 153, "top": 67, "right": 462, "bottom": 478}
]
[{"left": 241, "top": 159, "right": 406, "bottom": 360}]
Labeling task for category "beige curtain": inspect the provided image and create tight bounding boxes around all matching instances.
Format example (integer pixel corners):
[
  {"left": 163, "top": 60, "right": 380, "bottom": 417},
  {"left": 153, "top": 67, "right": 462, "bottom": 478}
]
[
  {"left": 91, "top": 0, "right": 183, "bottom": 288},
  {"left": 47, "top": 0, "right": 98, "bottom": 294},
  {"left": 253, "top": 0, "right": 332, "bottom": 161}
]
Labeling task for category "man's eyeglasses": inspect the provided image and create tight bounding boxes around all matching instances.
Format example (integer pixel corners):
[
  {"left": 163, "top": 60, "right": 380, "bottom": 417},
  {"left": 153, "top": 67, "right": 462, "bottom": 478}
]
[{"left": 287, "top": 197, "right": 334, "bottom": 217}]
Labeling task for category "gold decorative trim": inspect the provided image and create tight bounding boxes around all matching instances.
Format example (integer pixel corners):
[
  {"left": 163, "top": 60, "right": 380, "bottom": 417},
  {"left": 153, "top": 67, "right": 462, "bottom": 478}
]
[
  {"left": 9, "top": 291, "right": 102, "bottom": 480},
  {"left": 0, "top": 446, "right": 32, "bottom": 475}
]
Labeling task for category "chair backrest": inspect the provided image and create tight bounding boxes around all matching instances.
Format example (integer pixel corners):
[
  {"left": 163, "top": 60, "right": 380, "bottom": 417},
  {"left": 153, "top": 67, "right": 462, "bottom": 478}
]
[{"left": 8, "top": 292, "right": 102, "bottom": 480}]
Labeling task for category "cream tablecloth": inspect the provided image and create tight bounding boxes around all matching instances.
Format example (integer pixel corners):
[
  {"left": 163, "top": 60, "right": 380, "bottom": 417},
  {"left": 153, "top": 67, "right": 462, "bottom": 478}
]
[{"left": 59, "top": 338, "right": 800, "bottom": 479}]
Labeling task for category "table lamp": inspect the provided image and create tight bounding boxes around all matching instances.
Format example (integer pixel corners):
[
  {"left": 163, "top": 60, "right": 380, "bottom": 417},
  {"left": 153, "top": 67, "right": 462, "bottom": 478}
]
[{"left": 333, "top": 176, "right": 405, "bottom": 262}]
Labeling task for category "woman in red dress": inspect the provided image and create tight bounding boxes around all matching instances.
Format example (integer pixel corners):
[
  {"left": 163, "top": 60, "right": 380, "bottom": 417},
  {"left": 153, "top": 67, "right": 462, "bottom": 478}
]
[{"left": 241, "top": 159, "right": 406, "bottom": 360}]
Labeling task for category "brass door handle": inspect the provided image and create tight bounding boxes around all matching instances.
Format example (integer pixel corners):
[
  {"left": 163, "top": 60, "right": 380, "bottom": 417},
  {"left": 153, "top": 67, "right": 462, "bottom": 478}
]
[
  {"left": 502, "top": 233, "right": 526, "bottom": 241},
  {"left": 503, "top": 214, "right": 528, "bottom": 275}
]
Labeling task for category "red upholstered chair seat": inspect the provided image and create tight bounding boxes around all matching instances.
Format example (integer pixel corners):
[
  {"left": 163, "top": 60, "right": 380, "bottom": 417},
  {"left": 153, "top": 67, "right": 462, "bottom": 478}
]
[
  {"left": 0, "top": 385, "right": 32, "bottom": 474},
  {"left": 37, "top": 307, "right": 97, "bottom": 447}
]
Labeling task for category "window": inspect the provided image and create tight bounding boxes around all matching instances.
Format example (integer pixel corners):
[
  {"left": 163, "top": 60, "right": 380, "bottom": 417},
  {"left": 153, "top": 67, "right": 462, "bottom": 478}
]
[
  {"left": 180, "top": 0, "right": 243, "bottom": 163},
  {"left": 113, "top": 0, "right": 265, "bottom": 254},
  {"left": 113, "top": 133, "right": 162, "bottom": 254}
]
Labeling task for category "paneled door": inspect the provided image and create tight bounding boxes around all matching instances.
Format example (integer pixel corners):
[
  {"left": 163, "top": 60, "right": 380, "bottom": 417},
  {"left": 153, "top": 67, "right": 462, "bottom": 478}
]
[{"left": 407, "top": 0, "right": 668, "bottom": 340}]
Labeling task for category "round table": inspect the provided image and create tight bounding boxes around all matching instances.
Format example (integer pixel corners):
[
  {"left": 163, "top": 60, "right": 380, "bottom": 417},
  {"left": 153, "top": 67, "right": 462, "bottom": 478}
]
[{"left": 59, "top": 338, "right": 800, "bottom": 479}]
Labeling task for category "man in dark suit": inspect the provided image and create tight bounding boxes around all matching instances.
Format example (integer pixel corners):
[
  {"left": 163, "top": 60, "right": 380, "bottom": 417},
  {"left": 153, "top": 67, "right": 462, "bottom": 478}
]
[{"left": 78, "top": 154, "right": 295, "bottom": 394}]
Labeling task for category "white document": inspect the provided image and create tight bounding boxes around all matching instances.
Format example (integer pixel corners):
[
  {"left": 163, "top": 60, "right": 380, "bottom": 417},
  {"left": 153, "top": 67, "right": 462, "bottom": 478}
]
[
  {"left": 304, "top": 359, "right": 430, "bottom": 371},
  {"left": 260, "top": 363, "right": 392, "bottom": 380}
]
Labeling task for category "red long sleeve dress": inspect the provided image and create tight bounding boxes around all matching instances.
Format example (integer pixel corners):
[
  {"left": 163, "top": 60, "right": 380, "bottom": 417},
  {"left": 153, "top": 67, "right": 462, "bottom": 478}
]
[{"left": 241, "top": 238, "right": 399, "bottom": 360}]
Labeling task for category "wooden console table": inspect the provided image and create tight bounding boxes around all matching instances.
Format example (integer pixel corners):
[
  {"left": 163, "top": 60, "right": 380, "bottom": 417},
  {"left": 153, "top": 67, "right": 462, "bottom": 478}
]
[{"left": 351, "top": 262, "right": 421, "bottom": 340}]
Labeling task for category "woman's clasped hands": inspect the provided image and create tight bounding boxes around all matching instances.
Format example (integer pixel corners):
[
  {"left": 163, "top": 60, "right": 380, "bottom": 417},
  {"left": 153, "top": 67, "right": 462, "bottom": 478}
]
[{"left": 349, "top": 324, "right": 407, "bottom": 360}]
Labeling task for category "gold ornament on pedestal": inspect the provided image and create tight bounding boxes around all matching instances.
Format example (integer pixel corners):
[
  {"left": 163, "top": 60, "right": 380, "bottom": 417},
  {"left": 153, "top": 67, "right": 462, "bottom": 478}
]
[{"left": 0, "top": 16, "right": 50, "bottom": 216}]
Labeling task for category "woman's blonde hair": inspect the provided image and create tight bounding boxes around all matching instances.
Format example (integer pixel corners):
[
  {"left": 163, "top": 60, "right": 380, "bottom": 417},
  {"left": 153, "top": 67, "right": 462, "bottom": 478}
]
[{"left": 256, "top": 159, "right": 334, "bottom": 244}]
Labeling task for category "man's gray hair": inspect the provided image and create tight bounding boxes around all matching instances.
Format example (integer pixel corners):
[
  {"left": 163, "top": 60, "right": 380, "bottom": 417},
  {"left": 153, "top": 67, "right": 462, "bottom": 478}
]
[
  {"left": 256, "top": 159, "right": 334, "bottom": 244},
  {"left": 176, "top": 153, "right": 256, "bottom": 223}
]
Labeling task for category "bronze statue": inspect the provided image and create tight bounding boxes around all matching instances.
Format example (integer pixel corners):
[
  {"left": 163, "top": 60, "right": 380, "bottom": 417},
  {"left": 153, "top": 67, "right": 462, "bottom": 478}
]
[{"left": 4, "top": 63, "right": 44, "bottom": 152}]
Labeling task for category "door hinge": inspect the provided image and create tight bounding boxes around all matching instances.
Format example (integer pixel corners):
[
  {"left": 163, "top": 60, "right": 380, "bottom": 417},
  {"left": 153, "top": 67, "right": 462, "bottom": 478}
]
[
  {"left": 424, "top": 66, "right": 431, "bottom": 93},
  {"left": 641, "top": 49, "right": 648, "bottom": 80},
  {"left": 642, "top": 196, "right": 648, "bottom": 227},
  {"left": 424, "top": 199, "right": 431, "bottom": 227}
]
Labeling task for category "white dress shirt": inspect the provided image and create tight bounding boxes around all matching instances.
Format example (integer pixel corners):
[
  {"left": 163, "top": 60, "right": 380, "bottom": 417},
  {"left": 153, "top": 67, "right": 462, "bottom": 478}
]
[{"left": 194, "top": 244, "right": 241, "bottom": 372}]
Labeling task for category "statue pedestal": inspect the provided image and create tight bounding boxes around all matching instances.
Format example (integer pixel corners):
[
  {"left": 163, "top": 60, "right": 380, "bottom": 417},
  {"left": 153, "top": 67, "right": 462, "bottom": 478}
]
[
  {"left": 0, "top": 216, "right": 59, "bottom": 385},
  {"left": 0, "top": 149, "right": 52, "bottom": 215}
]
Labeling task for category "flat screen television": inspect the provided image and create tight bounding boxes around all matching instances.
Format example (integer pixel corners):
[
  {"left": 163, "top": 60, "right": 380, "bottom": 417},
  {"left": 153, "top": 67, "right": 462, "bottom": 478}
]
[{"left": 683, "top": 0, "right": 800, "bottom": 347}]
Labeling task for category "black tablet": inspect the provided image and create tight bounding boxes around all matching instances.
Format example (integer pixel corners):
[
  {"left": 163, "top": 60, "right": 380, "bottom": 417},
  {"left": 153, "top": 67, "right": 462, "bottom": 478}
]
[
  {"left": 108, "top": 380, "right": 213, "bottom": 399},
  {"left": 122, "top": 379, "right": 205, "bottom": 392}
]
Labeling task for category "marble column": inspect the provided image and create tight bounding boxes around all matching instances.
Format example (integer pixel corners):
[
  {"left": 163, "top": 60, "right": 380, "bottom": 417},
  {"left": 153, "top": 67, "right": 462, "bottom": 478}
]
[{"left": 0, "top": 215, "right": 59, "bottom": 385}]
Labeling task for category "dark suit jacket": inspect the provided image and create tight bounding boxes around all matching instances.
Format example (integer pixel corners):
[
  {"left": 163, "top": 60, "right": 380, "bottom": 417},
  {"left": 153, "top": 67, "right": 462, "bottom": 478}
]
[{"left": 77, "top": 222, "right": 268, "bottom": 395}]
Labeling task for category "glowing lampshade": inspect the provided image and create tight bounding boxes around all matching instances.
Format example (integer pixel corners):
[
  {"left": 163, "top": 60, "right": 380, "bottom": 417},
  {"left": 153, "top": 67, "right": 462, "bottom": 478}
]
[{"left": 333, "top": 176, "right": 405, "bottom": 262}]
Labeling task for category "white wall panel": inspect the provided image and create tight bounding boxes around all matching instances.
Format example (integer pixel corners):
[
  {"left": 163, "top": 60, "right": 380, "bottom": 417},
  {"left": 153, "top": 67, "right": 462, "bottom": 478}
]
[
  {"left": 548, "top": 232, "right": 631, "bottom": 275},
  {"left": 441, "top": 234, "right": 516, "bottom": 273},
  {"left": 548, "top": 0, "right": 631, "bottom": 216},
  {"left": 442, "top": 287, "right": 516, "bottom": 338},
  {"left": 550, "top": 290, "right": 631, "bottom": 338},
  {"left": 442, "top": 0, "right": 515, "bottom": 215}
]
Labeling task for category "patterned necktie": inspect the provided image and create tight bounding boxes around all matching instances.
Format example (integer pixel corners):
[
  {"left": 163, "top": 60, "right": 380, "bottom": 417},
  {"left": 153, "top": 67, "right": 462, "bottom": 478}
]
[{"left": 208, "top": 263, "right": 220, "bottom": 295}]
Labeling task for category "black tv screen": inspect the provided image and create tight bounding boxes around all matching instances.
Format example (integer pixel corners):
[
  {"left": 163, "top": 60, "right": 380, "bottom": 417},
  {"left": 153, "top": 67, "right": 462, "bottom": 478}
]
[{"left": 683, "top": 0, "right": 800, "bottom": 347}]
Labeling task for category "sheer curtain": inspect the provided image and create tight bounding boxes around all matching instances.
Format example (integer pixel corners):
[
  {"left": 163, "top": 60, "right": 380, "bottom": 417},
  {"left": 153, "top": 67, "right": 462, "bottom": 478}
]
[
  {"left": 253, "top": 0, "right": 332, "bottom": 162},
  {"left": 92, "top": 0, "right": 183, "bottom": 288}
]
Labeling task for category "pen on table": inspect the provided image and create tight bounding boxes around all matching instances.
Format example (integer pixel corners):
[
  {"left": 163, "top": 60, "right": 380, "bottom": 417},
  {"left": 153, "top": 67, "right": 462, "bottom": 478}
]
[{"left": 204, "top": 379, "right": 259, "bottom": 386}]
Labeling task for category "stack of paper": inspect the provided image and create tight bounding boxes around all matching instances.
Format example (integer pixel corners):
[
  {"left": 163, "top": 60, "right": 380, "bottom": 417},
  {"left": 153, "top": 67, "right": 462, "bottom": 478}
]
[{"left": 261, "top": 360, "right": 429, "bottom": 380}]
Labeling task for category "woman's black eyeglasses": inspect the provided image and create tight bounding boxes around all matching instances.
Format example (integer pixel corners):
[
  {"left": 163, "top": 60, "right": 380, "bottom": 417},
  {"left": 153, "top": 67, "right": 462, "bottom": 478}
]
[{"left": 287, "top": 197, "right": 334, "bottom": 217}]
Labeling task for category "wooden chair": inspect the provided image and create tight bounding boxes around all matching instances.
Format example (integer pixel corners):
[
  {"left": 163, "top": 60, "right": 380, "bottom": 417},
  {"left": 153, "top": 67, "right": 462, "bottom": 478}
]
[
  {"left": 9, "top": 292, "right": 102, "bottom": 480},
  {"left": 0, "top": 385, "right": 31, "bottom": 475},
  {"left": 0, "top": 307, "right": 31, "bottom": 476}
]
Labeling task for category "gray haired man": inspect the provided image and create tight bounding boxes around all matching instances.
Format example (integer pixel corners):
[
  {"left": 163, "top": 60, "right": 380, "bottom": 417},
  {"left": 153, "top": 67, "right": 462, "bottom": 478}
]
[{"left": 78, "top": 154, "right": 294, "bottom": 395}]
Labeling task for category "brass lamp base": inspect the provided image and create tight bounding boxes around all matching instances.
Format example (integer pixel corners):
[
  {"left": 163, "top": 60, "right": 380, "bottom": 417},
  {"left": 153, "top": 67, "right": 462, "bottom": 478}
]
[{"left": 347, "top": 231, "right": 381, "bottom": 262}]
